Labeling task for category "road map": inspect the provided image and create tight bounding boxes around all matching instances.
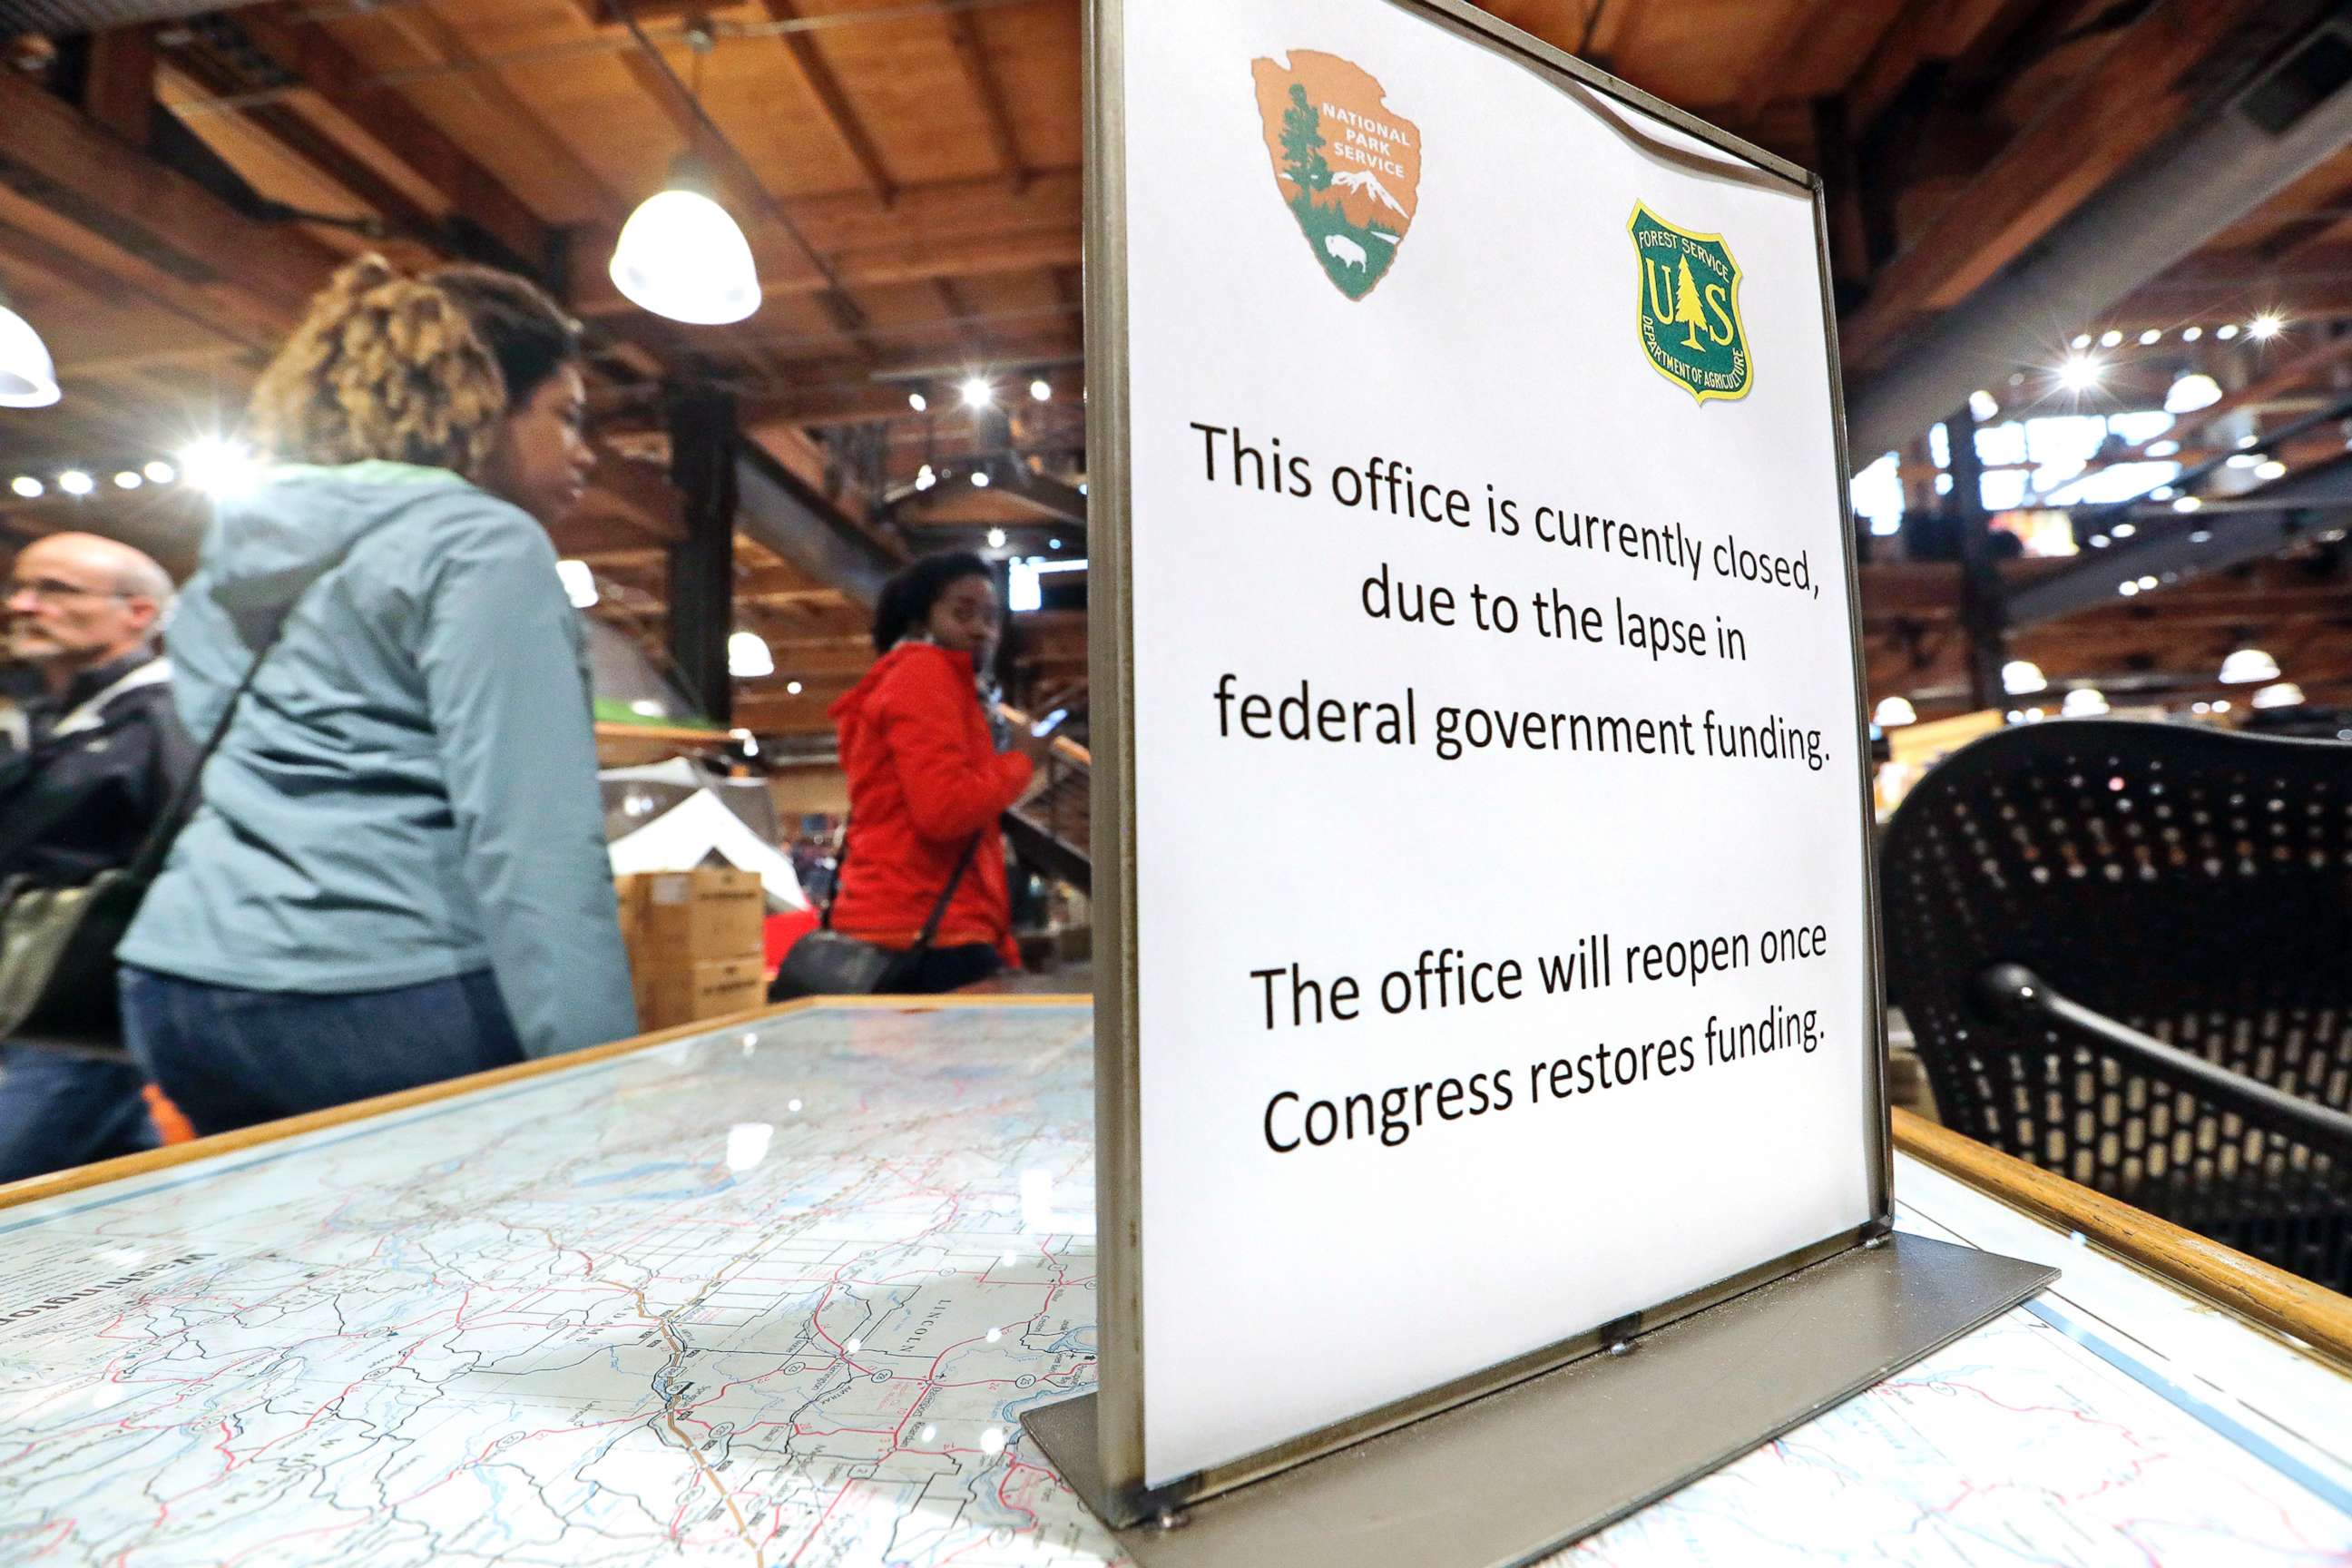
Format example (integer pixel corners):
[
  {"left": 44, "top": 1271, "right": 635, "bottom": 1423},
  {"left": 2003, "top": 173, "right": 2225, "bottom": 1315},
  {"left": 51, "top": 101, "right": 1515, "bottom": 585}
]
[{"left": 1, "top": 1001, "right": 2347, "bottom": 1566}]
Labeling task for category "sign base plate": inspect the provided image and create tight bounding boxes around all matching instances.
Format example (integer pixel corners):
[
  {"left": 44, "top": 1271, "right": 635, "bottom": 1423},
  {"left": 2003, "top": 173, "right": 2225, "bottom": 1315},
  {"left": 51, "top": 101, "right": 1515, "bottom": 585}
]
[{"left": 1022, "top": 1231, "right": 2053, "bottom": 1566}]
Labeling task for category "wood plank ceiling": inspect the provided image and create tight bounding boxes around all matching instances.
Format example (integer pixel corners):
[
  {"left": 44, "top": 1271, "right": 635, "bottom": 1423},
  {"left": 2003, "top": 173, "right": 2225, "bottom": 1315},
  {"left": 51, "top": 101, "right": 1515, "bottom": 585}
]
[{"left": 3, "top": 0, "right": 2349, "bottom": 739}]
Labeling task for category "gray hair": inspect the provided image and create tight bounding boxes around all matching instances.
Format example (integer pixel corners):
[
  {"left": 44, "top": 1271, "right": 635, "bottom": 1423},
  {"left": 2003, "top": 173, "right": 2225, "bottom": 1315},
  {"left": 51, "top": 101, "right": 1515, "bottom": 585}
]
[{"left": 112, "top": 550, "right": 174, "bottom": 616}]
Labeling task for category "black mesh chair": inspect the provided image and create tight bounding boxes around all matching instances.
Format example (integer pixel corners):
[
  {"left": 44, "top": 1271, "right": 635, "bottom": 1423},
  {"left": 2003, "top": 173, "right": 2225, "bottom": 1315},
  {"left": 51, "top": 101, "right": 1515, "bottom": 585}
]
[{"left": 1881, "top": 720, "right": 2352, "bottom": 1292}]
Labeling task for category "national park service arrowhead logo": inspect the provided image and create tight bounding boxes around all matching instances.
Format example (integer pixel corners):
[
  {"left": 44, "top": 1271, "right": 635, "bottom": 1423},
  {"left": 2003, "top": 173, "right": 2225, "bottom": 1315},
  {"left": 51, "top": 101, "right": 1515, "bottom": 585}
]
[
  {"left": 1250, "top": 52, "right": 1420, "bottom": 300},
  {"left": 1630, "top": 204, "right": 1751, "bottom": 403}
]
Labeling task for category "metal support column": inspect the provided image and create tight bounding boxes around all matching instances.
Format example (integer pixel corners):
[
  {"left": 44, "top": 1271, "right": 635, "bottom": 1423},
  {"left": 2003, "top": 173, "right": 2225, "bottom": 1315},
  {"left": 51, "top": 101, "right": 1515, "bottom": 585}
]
[
  {"left": 1946, "top": 402, "right": 2006, "bottom": 711},
  {"left": 668, "top": 387, "right": 739, "bottom": 728}
]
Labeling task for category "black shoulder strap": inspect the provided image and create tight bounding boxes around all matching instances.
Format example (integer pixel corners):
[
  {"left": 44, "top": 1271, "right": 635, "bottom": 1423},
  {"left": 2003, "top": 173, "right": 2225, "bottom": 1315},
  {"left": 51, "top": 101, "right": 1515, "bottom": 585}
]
[
  {"left": 910, "top": 832, "right": 985, "bottom": 955},
  {"left": 119, "top": 505, "right": 399, "bottom": 889},
  {"left": 119, "top": 624, "right": 288, "bottom": 888},
  {"left": 820, "top": 813, "right": 985, "bottom": 954}
]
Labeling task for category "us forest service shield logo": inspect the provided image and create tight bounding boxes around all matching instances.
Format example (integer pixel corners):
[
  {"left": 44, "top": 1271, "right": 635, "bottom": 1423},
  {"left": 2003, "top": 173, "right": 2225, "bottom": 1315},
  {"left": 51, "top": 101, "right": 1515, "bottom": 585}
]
[
  {"left": 1629, "top": 204, "right": 1752, "bottom": 403},
  {"left": 1250, "top": 51, "right": 1421, "bottom": 300}
]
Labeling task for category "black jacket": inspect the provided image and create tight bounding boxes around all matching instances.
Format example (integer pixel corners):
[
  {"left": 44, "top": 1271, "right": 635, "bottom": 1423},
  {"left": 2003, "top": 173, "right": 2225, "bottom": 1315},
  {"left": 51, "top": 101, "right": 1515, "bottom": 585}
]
[{"left": 0, "top": 649, "right": 197, "bottom": 889}]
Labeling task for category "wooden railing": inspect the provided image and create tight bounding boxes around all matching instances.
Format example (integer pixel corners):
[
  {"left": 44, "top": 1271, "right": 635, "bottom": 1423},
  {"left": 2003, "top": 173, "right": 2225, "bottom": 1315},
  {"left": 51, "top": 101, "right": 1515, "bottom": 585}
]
[{"left": 1894, "top": 1107, "right": 2352, "bottom": 1372}]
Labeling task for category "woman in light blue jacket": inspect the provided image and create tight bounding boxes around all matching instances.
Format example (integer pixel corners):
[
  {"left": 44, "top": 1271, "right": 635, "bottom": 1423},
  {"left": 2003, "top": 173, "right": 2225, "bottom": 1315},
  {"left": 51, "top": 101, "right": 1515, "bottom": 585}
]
[{"left": 118, "top": 256, "right": 637, "bottom": 1132}]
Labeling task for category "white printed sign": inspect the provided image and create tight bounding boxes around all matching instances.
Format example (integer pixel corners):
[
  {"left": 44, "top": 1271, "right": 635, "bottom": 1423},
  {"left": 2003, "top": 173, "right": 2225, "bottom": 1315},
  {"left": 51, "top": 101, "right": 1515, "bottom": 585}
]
[{"left": 1112, "top": 0, "right": 1877, "bottom": 1487}]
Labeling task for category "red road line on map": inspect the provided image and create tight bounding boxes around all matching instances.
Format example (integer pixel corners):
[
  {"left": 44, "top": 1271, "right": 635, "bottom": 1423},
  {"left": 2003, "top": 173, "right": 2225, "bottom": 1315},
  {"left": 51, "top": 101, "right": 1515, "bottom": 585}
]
[
  {"left": 786, "top": 1478, "right": 860, "bottom": 1565},
  {"left": 994, "top": 1456, "right": 1042, "bottom": 1529}
]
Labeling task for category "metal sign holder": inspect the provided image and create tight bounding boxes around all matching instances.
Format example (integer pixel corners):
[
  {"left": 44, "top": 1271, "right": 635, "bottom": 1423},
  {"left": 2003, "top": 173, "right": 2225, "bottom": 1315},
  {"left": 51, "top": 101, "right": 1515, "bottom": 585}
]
[{"left": 1024, "top": 3, "right": 2057, "bottom": 1562}]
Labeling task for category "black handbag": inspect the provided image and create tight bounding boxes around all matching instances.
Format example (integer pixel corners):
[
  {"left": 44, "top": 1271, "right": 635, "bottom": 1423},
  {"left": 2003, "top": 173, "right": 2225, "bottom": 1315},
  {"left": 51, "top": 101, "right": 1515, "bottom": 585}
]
[
  {"left": 769, "top": 824, "right": 983, "bottom": 1000},
  {"left": 0, "top": 629, "right": 286, "bottom": 1055}
]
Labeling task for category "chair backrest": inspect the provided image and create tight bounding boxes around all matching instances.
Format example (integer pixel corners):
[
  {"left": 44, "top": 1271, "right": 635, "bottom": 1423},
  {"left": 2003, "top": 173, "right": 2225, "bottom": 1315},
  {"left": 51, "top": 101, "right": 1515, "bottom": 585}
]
[{"left": 1881, "top": 719, "right": 2352, "bottom": 1290}]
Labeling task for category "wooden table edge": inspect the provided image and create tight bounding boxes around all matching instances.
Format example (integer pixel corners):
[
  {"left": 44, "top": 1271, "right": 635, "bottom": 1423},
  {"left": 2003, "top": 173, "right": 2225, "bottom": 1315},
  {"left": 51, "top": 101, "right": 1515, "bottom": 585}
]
[
  {"left": 1893, "top": 1106, "right": 2352, "bottom": 1374},
  {"left": 0, "top": 994, "right": 1093, "bottom": 1213}
]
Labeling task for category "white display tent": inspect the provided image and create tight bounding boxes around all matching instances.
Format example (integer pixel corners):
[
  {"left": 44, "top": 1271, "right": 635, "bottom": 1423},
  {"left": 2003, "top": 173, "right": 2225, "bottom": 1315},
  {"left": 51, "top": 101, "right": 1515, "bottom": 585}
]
[{"left": 604, "top": 786, "right": 809, "bottom": 912}]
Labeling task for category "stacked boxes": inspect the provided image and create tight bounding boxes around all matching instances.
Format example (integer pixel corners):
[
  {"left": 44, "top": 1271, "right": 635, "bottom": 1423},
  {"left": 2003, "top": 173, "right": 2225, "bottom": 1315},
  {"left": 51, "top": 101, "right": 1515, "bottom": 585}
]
[{"left": 616, "top": 867, "right": 767, "bottom": 1031}]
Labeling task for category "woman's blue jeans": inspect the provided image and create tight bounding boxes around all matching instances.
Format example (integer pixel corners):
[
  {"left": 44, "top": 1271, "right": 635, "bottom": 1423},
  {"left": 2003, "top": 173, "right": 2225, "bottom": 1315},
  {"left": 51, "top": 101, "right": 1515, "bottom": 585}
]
[{"left": 120, "top": 966, "right": 524, "bottom": 1136}]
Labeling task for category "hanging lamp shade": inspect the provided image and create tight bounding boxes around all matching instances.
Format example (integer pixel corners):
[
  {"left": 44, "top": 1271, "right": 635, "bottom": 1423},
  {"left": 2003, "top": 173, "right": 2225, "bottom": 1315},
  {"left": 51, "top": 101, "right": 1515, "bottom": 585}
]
[
  {"left": 727, "top": 630, "right": 774, "bottom": 679},
  {"left": 0, "top": 289, "right": 61, "bottom": 409},
  {"left": 608, "top": 158, "right": 760, "bottom": 326},
  {"left": 2219, "top": 648, "right": 2280, "bottom": 685}
]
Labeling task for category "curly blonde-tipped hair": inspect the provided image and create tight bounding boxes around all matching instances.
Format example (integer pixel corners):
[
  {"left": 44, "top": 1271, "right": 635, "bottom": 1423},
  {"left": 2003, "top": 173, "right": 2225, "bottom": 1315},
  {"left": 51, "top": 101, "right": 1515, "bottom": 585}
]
[{"left": 248, "top": 255, "right": 581, "bottom": 478}]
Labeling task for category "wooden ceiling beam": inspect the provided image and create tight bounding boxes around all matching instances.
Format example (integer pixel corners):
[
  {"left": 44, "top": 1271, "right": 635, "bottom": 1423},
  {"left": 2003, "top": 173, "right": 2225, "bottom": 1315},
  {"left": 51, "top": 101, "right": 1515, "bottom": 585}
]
[
  {"left": 760, "top": 0, "right": 896, "bottom": 208},
  {"left": 1730, "top": 0, "right": 1834, "bottom": 123},
  {"left": 567, "top": 165, "right": 1078, "bottom": 285},
  {"left": 735, "top": 563, "right": 826, "bottom": 596},
  {"left": 0, "top": 68, "right": 336, "bottom": 343},
  {"left": 934, "top": 277, "right": 982, "bottom": 357},
  {"left": 942, "top": 5, "right": 1026, "bottom": 192},
  {"left": 569, "top": 220, "right": 1081, "bottom": 318},
  {"left": 547, "top": 510, "right": 678, "bottom": 560},
  {"left": 578, "top": 444, "right": 684, "bottom": 540},
  {"left": 0, "top": 206, "right": 268, "bottom": 379},
  {"left": 156, "top": 57, "right": 449, "bottom": 259},
  {"left": 235, "top": 8, "right": 554, "bottom": 269},
  {"left": 742, "top": 587, "right": 848, "bottom": 612},
  {"left": 741, "top": 363, "right": 1083, "bottom": 428},
  {"left": 2141, "top": 240, "right": 2352, "bottom": 293},
  {"left": 367, "top": 1, "right": 632, "bottom": 226},
  {"left": 761, "top": 168, "right": 1079, "bottom": 253},
  {"left": 82, "top": 24, "right": 158, "bottom": 146},
  {"left": 566, "top": 166, "right": 1084, "bottom": 315},
  {"left": 1844, "top": 0, "right": 2033, "bottom": 134},
  {"left": 1839, "top": 0, "right": 2275, "bottom": 373},
  {"left": 730, "top": 328, "right": 1082, "bottom": 404}
]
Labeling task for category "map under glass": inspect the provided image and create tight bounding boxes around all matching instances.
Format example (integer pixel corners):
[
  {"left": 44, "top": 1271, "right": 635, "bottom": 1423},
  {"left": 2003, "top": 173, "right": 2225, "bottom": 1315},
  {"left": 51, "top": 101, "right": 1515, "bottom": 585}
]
[{"left": 0, "top": 1003, "right": 2346, "bottom": 1566}]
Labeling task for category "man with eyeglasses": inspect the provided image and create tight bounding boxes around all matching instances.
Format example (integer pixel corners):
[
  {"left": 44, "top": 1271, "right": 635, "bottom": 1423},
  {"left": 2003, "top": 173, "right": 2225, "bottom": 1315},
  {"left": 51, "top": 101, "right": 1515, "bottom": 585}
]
[{"left": 0, "top": 532, "right": 193, "bottom": 1181}]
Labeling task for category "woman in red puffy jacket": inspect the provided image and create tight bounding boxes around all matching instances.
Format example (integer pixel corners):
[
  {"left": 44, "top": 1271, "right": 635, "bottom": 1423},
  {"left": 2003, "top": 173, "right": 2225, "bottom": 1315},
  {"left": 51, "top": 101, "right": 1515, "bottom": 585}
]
[{"left": 824, "top": 552, "right": 1052, "bottom": 991}]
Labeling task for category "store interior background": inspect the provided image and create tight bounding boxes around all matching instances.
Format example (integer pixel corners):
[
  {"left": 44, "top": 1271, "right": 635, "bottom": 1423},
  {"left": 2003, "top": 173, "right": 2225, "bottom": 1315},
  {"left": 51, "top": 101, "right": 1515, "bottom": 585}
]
[{"left": 5, "top": 0, "right": 2352, "bottom": 1028}]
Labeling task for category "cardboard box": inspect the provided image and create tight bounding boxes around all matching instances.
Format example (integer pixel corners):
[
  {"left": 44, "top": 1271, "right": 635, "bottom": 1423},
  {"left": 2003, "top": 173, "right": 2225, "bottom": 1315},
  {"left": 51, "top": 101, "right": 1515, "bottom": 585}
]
[
  {"left": 622, "top": 867, "right": 764, "bottom": 962},
  {"left": 615, "top": 877, "right": 644, "bottom": 954},
  {"left": 637, "top": 955, "right": 767, "bottom": 1032}
]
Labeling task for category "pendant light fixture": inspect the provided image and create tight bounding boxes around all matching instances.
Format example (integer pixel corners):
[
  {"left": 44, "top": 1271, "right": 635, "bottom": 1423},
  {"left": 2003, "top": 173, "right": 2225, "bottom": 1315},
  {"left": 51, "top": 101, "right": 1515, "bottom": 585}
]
[
  {"left": 607, "top": 22, "right": 760, "bottom": 326},
  {"left": 0, "top": 279, "right": 61, "bottom": 409}
]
